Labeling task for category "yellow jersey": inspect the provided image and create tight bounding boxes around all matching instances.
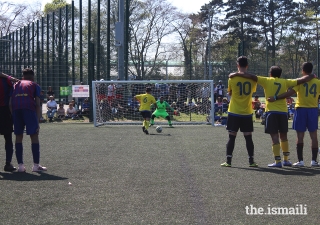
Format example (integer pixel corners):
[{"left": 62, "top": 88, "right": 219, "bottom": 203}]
[
  {"left": 257, "top": 76, "right": 297, "bottom": 113},
  {"left": 228, "top": 76, "right": 257, "bottom": 115},
  {"left": 135, "top": 93, "right": 156, "bottom": 111},
  {"left": 293, "top": 78, "right": 320, "bottom": 108}
]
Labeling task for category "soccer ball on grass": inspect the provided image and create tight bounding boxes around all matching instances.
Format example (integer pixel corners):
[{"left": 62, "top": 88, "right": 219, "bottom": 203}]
[{"left": 156, "top": 126, "right": 162, "bottom": 133}]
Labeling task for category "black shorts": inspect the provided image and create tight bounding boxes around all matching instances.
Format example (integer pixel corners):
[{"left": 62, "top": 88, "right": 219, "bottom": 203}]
[
  {"left": 226, "top": 114, "right": 253, "bottom": 133},
  {"left": 0, "top": 106, "right": 13, "bottom": 135},
  {"left": 140, "top": 111, "right": 152, "bottom": 119},
  {"left": 264, "top": 112, "right": 288, "bottom": 134}
]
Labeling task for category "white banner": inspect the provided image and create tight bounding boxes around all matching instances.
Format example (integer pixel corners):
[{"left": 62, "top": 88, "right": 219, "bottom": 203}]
[{"left": 72, "top": 85, "right": 90, "bottom": 97}]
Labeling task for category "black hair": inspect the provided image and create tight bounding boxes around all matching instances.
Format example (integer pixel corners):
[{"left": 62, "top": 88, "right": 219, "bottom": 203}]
[
  {"left": 302, "top": 62, "right": 313, "bottom": 74},
  {"left": 22, "top": 68, "right": 34, "bottom": 78},
  {"left": 269, "top": 66, "right": 282, "bottom": 78},
  {"left": 237, "top": 56, "right": 248, "bottom": 68}
]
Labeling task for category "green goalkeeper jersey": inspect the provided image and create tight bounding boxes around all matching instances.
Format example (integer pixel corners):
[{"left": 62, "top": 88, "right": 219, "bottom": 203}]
[{"left": 155, "top": 100, "right": 171, "bottom": 112}]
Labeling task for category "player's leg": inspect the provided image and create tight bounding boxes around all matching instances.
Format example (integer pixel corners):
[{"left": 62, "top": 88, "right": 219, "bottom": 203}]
[
  {"left": 24, "top": 109, "right": 47, "bottom": 171},
  {"left": 240, "top": 116, "right": 256, "bottom": 167},
  {"left": 0, "top": 106, "right": 16, "bottom": 171},
  {"left": 292, "top": 108, "right": 307, "bottom": 167},
  {"left": 3, "top": 134, "right": 16, "bottom": 172},
  {"left": 279, "top": 133, "right": 291, "bottom": 166},
  {"left": 12, "top": 110, "right": 26, "bottom": 172},
  {"left": 265, "top": 113, "right": 282, "bottom": 167},
  {"left": 306, "top": 108, "right": 319, "bottom": 166},
  {"left": 165, "top": 115, "right": 173, "bottom": 127},
  {"left": 150, "top": 112, "right": 158, "bottom": 126},
  {"left": 221, "top": 114, "right": 239, "bottom": 167},
  {"left": 278, "top": 114, "right": 291, "bottom": 166}
]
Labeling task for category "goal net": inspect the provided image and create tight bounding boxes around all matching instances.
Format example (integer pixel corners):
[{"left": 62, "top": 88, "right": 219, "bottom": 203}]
[{"left": 92, "top": 80, "right": 214, "bottom": 127}]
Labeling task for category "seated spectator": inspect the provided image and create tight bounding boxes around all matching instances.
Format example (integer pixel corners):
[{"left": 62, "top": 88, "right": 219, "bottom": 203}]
[
  {"left": 255, "top": 107, "right": 265, "bottom": 120},
  {"left": 288, "top": 104, "right": 295, "bottom": 120},
  {"left": 66, "top": 103, "right": 78, "bottom": 120},
  {"left": 286, "top": 96, "right": 294, "bottom": 105},
  {"left": 71, "top": 99, "right": 79, "bottom": 111},
  {"left": 57, "top": 103, "right": 66, "bottom": 119},
  {"left": 188, "top": 99, "right": 198, "bottom": 112},
  {"left": 252, "top": 95, "right": 261, "bottom": 110},
  {"left": 46, "top": 95, "right": 57, "bottom": 122},
  {"left": 81, "top": 98, "right": 90, "bottom": 115}
]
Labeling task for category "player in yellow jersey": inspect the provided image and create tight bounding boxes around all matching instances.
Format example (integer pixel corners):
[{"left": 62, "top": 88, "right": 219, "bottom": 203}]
[
  {"left": 221, "top": 56, "right": 258, "bottom": 167},
  {"left": 231, "top": 66, "right": 313, "bottom": 168},
  {"left": 135, "top": 87, "right": 157, "bottom": 135},
  {"left": 268, "top": 62, "right": 319, "bottom": 167}
]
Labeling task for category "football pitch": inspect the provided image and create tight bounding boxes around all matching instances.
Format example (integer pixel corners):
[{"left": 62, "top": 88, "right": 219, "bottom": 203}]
[{"left": 0, "top": 123, "right": 319, "bottom": 224}]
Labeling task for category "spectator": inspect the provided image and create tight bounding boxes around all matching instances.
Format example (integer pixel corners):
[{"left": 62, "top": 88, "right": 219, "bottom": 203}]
[
  {"left": 77, "top": 82, "right": 85, "bottom": 110},
  {"left": 177, "top": 83, "right": 187, "bottom": 102},
  {"left": 46, "top": 95, "right": 57, "bottom": 122},
  {"left": 216, "top": 80, "right": 225, "bottom": 98},
  {"left": 252, "top": 95, "right": 261, "bottom": 110},
  {"left": 81, "top": 98, "right": 90, "bottom": 115},
  {"left": 71, "top": 99, "right": 79, "bottom": 112},
  {"left": 255, "top": 107, "right": 265, "bottom": 120},
  {"left": 107, "top": 83, "right": 116, "bottom": 104},
  {"left": 286, "top": 96, "right": 294, "bottom": 105},
  {"left": 169, "top": 83, "right": 178, "bottom": 102},
  {"left": 46, "top": 86, "right": 54, "bottom": 101},
  {"left": 288, "top": 104, "right": 295, "bottom": 120},
  {"left": 57, "top": 103, "right": 66, "bottom": 119},
  {"left": 66, "top": 102, "right": 78, "bottom": 119},
  {"left": 201, "top": 84, "right": 210, "bottom": 102}
]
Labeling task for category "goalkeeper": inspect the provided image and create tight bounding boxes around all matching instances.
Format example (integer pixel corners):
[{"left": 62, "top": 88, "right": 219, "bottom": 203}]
[{"left": 150, "top": 96, "right": 175, "bottom": 127}]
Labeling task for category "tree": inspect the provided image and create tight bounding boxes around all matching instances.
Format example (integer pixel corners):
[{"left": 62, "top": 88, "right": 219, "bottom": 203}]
[
  {"left": 221, "top": 0, "right": 259, "bottom": 55},
  {"left": 0, "top": 1, "right": 42, "bottom": 35},
  {"left": 257, "top": 0, "right": 298, "bottom": 64},
  {"left": 129, "top": 0, "right": 177, "bottom": 80}
]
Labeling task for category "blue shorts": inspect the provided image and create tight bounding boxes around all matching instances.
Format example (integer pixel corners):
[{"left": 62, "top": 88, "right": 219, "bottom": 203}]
[
  {"left": 13, "top": 109, "right": 39, "bottom": 135},
  {"left": 292, "top": 108, "right": 318, "bottom": 132}
]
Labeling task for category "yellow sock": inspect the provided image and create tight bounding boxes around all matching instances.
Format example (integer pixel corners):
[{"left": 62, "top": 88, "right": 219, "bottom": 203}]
[
  {"left": 142, "top": 120, "right": 145, "bottom": 128},
  {"left": 272, "top": 143, "right": 281, "bottom": 163},
  {"left": 145, "top": 121, "right": 149, "bottom": 130},
  {"left": 280, "top": 140, "right": 289, "bottom": 161}
]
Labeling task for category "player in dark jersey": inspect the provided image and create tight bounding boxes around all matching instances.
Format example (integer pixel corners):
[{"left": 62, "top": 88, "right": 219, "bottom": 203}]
[
  {"left": 0, "top": 72, "right": 19, "bottom": 172},
  {"left": 10, "top": 68, "right": 47, "bottom": 172}
]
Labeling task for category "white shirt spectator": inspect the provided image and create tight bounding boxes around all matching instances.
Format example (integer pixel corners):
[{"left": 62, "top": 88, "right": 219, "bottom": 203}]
[
  {"left": 67, "top": 107, "right": 77, "bottom": 114},
  {"left": 107, "top": 84, "right": 115, "bottom": 97},
  {"left": 47, "top": 99, "right": 57, "bottom": 110}
]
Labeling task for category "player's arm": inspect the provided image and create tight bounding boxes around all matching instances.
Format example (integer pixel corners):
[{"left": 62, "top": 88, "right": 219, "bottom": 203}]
[
  {"left": 228, "top": 72, "right": 258, "bottom": 82},
  {"left": 165, "top": 101, "right": 174, "bottom": 112},
  {"left": 9, "top": 97, "right": 12, "bottom": 114},
  {"left": 296, "top": 74, "right": 315, "bottom": 85},
  {"left": 268, "top": 88, "right": 296, "bottom": 102},
  {"left": 35, "top": 96, "right": 41, "bottom": 121},
  {"left": 0, "top": 72, "right": 19, "bottom": 82}
]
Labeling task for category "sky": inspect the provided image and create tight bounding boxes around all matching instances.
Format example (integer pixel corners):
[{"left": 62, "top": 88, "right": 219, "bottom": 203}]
[
  {"left": 8, "top": 0, "right": 212, "bottom": 14},
  {"left": 8, "top": 0, "right": 303, "bottom": 14}
]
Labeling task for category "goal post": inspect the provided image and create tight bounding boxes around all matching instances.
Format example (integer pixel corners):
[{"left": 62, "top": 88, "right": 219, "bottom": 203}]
[{"left": 92, "top": 80, "right": 215, "bottom": 127}]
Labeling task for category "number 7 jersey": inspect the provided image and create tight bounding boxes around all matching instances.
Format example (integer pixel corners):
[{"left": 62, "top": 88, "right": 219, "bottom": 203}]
[
  {"left": 293, "top": 78, "right": 320, "bottom": 108},
  {"left": 228, "top": 76, "right": 257, "bottom": 116},
  {"left": 257, "top": 76, "right": 297, "bottom": 113}
]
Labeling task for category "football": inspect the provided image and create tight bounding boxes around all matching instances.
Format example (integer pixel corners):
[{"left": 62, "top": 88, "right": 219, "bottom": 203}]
[{"left": 156, "top": 126, "right": 162, "bottom": 133}]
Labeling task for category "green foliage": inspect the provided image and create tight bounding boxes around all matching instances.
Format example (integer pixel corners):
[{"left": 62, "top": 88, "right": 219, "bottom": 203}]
[{"left": 44, "top": 0, "right": 69, "bottom": 14}]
